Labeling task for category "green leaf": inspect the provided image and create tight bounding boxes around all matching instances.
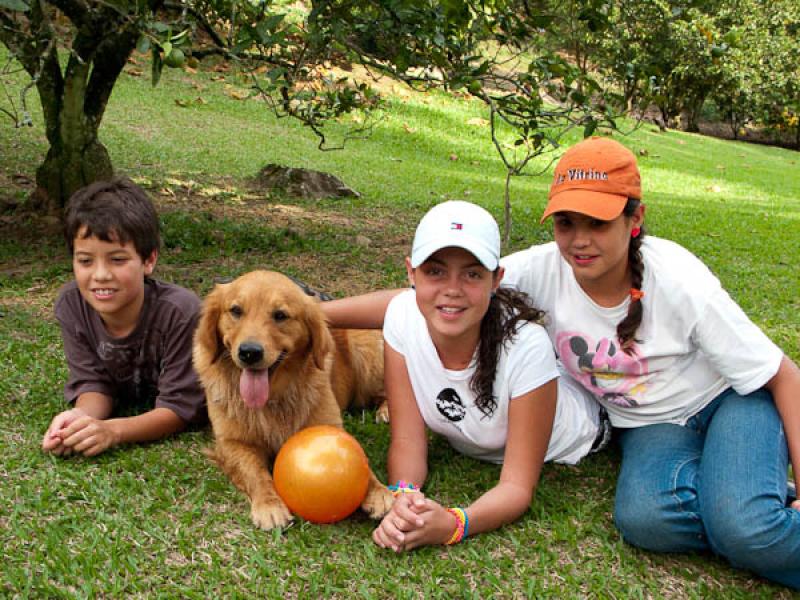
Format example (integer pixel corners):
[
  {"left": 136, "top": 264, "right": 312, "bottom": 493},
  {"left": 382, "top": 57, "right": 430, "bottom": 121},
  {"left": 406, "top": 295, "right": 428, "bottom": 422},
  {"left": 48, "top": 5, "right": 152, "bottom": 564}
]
[
  {"left": 136, "top": 35, "right": 151, "bottom": 54},
  {"left": 0, "top": 0, "right": 30, "bottom": 11},
  {"left": 583, "top": 119, "right": 598, "bottom": 138}
]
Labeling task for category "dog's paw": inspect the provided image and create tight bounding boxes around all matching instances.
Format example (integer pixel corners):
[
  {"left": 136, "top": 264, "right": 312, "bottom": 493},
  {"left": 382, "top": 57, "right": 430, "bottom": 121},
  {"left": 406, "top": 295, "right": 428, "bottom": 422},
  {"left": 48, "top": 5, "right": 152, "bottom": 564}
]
[
  {"left": 375, "top": 401, "right": 390, "bottom": 424},
  {"left": 250, "top": 498, "right": 294, "bottom": 530},
  {"left": 361, "top": 483, "right": 394, "bottom": 520}
]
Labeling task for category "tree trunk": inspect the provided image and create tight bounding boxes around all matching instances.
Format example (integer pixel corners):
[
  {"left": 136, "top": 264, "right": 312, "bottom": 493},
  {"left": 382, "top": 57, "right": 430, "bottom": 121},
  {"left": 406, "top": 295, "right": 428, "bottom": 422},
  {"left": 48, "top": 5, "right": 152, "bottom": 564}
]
[
  {"left": 6, "top": 6, "right": 143, "bottom": 214},
  {"left": 34, "top": 139, "right": 113, "bottom": 216},
  {"left": 32, "top": 38, "right": 133, "bottom": 213}
]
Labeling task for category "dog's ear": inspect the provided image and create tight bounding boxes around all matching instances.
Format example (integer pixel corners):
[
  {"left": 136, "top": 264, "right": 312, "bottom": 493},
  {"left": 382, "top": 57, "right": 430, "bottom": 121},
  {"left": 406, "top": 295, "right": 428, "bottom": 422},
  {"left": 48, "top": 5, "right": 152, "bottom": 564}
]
[
  {"left": 195, "top": 283, "right": 228, "bottom": 365},
  {"left": 303, "top": 299, "right": 333, "bottom": 370}
]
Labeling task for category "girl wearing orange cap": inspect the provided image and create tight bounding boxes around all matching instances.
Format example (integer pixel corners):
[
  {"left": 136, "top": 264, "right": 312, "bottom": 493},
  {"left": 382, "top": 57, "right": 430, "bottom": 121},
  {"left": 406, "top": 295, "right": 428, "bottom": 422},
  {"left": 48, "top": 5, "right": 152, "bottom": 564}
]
[{"left": 499, "top": 136, "right": 800, "bottom": 588}]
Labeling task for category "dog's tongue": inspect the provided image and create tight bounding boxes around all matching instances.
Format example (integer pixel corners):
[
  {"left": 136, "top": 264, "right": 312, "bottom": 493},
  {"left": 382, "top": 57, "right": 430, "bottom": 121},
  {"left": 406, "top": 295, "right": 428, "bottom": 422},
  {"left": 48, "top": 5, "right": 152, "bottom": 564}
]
[{"left": 240, "top": 369, "right": 270, "bottom": 409}]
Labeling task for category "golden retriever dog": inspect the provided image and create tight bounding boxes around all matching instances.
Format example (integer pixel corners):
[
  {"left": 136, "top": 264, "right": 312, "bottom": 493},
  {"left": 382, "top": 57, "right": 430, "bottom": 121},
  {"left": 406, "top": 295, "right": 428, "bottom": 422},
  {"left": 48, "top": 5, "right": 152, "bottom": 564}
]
[{"left": 193, "top": 270, "right": 394, "bottom": 530}]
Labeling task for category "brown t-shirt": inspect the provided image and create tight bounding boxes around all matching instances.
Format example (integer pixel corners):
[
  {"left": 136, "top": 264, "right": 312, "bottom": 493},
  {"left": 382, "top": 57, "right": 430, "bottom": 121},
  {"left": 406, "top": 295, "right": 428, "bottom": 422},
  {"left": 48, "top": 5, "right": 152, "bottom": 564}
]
[{"left": 54, "top": 278, "right": 207, "bottom": 424}]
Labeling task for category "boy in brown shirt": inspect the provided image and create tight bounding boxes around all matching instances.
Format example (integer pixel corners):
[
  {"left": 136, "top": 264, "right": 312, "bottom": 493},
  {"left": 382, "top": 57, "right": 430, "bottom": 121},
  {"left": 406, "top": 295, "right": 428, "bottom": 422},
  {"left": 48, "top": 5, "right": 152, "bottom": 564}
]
[{"left": 42, "top": 177, "right": 206, "bottom": 456}]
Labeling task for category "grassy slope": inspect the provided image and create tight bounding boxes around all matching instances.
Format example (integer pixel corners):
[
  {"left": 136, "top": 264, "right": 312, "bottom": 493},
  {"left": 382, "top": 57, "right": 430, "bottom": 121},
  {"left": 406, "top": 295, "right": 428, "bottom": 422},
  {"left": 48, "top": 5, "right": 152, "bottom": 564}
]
[{"left": 1, "top": 55, "right": 798, "bottom": 598}]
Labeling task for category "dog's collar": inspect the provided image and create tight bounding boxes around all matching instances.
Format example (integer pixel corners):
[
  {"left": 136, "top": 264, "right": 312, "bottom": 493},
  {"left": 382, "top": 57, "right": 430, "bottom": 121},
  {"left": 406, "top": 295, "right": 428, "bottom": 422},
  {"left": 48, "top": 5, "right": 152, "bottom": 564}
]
[{"left": 268, "top": 351, "right": 287, "bottom": 376}]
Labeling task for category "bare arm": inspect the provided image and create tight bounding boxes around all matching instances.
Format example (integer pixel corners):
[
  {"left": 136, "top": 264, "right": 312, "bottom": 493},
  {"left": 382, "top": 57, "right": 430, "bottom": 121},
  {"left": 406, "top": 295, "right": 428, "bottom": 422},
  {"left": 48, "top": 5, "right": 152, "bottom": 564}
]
[
  {"left": 321, "top": 289, "right": 403, "bottom": 329},
  {"left": 372, "top": 343, "right": 429, "bottom": 551},
  {"left": 376, "top": 378, "right": 558, "bottom": 550},
  {"left": 43, "top": 391, "right": 186, "bottom": 457},
  {"left": 384, "top": 343, "right": 429, "bottom": 487},
  {"left": 767, "top": 355, "right": 800, "bottom": 508},
  {"left": 463, "top": 379, "right": 557, "bottom": 535}
]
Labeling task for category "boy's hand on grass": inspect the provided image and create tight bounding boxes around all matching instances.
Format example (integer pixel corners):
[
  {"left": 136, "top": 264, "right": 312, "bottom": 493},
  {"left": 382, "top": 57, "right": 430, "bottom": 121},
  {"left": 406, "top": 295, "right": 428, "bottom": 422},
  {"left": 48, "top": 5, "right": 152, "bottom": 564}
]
[
  {"left": 42, "top": 408, "right": 120, "bottom": 457},
  {"left": 42, "top": 407, "right": 88, "bottom": 455}
]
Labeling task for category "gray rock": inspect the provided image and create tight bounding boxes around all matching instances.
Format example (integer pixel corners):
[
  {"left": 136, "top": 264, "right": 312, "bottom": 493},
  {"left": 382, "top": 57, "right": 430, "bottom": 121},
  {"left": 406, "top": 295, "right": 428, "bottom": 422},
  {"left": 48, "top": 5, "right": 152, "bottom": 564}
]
[{"left": 253, "top": 164, "right": 360, "bottom": 199}]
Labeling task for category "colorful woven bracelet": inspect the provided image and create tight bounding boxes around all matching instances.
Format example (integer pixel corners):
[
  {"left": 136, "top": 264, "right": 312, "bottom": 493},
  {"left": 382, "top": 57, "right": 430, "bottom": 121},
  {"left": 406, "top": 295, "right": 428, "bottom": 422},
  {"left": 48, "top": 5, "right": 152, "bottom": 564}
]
[
  {"left": 445, "top": 507, "right": 469, "bottom": 545},
  {"left": 387, "top": 480, "right": 418, "bottom": 496}
]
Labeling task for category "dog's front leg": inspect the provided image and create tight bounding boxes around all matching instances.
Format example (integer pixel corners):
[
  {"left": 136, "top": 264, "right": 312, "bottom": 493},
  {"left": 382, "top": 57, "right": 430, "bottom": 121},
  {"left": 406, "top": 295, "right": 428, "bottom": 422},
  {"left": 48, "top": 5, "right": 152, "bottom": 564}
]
[
  {"left": 361, "top": 470, "right": 394, "bottom": 520},
  {"left": 213, "top": 439, "right": 293, "bottom": 530}
]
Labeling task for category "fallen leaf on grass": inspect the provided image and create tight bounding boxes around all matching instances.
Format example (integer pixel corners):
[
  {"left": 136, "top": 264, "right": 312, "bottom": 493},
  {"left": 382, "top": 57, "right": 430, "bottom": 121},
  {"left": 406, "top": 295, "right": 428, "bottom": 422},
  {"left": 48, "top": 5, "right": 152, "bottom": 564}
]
[
  {"left": 449, "top": 153, "right": 458, "bottom": 161},
  {"left": 125, "top": 68, "right": 143, "bottom": 77},
  {"left": 402, "top": 123, "right": 416, "bottom": 133},
  {"left": 227, "top": 89, "right": 251, "bottom": 100},
  {"left": 705, "top": 184, "right": 722, "bottom": 193},
  {"left": 174, "top": 97, "right": 208, "bottom": 108},
  {"left": 466, "top": 117, "right": 489, "bottom": 127}
]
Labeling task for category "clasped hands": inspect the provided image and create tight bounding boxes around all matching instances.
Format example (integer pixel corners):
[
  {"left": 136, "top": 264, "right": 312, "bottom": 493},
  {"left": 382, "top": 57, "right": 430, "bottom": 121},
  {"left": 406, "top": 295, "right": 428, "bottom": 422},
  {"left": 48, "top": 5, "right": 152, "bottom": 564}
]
[{"left": 372, "top": 491, "right": 456, "bottom": 552}]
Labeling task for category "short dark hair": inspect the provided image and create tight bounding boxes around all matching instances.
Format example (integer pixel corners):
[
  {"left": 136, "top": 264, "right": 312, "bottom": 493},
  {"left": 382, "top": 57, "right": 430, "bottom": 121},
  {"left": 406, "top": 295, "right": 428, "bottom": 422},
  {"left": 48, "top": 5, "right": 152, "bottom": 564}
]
[{"left": 64, "top": 177, "right": 161, "bottom": 261}]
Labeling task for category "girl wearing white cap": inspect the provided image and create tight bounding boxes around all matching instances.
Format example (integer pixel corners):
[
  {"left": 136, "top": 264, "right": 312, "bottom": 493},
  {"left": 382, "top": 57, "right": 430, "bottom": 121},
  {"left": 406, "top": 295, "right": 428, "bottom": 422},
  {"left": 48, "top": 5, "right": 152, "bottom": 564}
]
[{"left": 370, "top": 200, "right": 606, "bottom": 551}]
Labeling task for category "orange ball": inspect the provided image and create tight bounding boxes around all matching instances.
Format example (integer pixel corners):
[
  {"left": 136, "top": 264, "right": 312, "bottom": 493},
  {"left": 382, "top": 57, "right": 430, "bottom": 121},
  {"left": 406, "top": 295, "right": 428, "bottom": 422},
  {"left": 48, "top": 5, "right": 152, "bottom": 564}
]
[{"left": 273, "top": 425, "right": 370, "bottom": 524}]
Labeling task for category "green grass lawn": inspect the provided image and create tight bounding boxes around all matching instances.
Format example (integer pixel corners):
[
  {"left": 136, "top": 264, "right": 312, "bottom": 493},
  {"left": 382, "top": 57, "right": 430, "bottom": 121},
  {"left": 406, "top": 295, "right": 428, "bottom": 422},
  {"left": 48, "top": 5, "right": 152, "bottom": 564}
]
[{"left": 1, "top": 55, "right": 799, "bottom": 598}]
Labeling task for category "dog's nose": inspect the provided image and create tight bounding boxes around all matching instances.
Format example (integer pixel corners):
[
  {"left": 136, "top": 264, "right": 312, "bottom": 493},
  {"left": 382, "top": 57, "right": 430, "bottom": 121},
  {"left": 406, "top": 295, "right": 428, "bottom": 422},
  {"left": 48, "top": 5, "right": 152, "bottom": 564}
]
[{"left": 238, "top": 342, "right": 264, "bottom": 366}]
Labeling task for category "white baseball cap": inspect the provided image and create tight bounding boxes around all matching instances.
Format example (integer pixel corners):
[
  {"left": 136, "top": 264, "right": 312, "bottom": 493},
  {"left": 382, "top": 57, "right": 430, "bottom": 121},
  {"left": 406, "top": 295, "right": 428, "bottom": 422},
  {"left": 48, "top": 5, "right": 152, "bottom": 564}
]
[{"left": 410, "top": 201, "right": 501, "bottom": 270}]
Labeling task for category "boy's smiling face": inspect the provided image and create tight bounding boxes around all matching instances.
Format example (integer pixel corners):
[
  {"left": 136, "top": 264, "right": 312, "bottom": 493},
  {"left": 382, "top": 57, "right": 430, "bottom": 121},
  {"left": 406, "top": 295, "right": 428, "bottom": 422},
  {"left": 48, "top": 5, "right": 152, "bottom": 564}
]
[{"left": 72, "top": 226, "right": 157, "bottom": 337}]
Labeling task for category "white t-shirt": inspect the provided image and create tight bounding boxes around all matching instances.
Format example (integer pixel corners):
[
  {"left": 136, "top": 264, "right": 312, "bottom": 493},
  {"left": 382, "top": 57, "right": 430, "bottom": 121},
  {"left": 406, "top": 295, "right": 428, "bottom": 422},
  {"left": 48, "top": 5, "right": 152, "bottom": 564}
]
[
  {"left": 383, "top": 290, "right": 600, "bottom": 465},
  {"left": 500, "top": 236, "right": 784, "bottom": 427}
]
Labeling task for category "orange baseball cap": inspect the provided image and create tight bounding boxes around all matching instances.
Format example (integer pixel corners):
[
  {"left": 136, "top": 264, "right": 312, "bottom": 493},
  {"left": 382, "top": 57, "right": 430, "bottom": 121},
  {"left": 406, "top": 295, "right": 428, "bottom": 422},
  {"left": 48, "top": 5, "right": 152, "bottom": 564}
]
[{"left": 540, "top": 137, "right": 641, "bottom": 223}]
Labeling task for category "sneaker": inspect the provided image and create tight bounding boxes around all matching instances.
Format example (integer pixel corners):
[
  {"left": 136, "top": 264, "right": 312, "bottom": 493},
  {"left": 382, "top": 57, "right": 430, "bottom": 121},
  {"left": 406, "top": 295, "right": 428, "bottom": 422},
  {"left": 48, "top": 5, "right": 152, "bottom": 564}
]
[{"left": 287, "top": 275, "right": 335, "bottom": 301}]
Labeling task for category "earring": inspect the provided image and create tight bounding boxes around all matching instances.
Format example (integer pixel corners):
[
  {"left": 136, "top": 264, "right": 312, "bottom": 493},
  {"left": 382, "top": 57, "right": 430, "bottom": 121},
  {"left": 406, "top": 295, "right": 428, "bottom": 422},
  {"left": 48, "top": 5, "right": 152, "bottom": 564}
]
[
  {"left": 631, "top": 227, "right": 641, "bottom": 238},
  {"left": 411, "top": 284, "right": 416, "bottom": 290}
]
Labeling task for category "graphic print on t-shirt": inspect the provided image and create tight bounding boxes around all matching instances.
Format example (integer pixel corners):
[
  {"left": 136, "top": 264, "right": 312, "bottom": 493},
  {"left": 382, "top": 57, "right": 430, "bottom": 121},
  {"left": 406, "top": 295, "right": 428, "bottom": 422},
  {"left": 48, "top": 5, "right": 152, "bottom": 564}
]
[
  {"left": 436, "top": 388, "right": 466, "bottom": 421},
  {"left": 556, "top": 332, "right": 648, "bottom": 408}
]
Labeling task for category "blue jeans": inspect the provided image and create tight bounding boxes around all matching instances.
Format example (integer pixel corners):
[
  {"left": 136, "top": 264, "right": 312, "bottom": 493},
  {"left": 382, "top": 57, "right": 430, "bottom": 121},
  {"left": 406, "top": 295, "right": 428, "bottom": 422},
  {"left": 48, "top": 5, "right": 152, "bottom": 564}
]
[{"left": 614, "top": 387, "right": 800, "bottom": 589}]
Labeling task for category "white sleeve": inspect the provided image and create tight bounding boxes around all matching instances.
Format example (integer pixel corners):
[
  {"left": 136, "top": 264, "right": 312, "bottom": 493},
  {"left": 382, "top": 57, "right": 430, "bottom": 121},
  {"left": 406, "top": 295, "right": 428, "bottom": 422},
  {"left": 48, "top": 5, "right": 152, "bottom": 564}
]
[
  {"left": 505, "top": 324, "right": 560, "bottom": 400},
  {"left": 499, "top": 248, "right": 530, "bottom": 292},
  {"left": 692, "top": 286, "right": 783, "bottom": 395},
  {"left": 382, "top": 290, "right": 412, "bottom": 356}
]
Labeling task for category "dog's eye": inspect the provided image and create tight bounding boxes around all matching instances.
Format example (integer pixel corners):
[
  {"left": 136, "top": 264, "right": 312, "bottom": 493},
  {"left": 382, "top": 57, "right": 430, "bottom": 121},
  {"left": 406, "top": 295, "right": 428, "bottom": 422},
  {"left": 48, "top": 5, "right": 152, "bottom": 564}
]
[
  {"left": 229, "top": 305, "right": 243, "bottom": 319},
  {"left": 273, "top": 309, "right": 288, "bottom": 323}
]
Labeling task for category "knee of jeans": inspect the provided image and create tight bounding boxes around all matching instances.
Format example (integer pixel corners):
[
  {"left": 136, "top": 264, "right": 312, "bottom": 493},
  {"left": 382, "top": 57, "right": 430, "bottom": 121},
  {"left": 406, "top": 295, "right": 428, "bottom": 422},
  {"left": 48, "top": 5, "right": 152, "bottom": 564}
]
[
  {"left": 614, "top": 494, "right": 688, "bottom": 552},
  {"left": 706, "top": 508, "right": 798, "bottom": 572}
]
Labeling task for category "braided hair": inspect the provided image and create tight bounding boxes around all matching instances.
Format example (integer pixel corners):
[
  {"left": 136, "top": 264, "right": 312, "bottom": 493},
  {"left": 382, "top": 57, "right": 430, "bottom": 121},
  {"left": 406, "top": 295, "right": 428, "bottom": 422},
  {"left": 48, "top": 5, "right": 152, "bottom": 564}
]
[
  {"left": 617, "top": 198, "right": 645, "bottom": 353},
  {"left": 472, "top": 286, "right": 545, "bottom": 419}
]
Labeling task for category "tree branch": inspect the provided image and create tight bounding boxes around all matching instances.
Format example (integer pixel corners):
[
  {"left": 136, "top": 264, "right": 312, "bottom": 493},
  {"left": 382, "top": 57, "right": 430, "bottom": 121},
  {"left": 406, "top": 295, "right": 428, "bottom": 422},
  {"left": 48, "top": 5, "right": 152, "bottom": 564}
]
[
  {"left": 164, "top": 1, "right": 226, "bottom": 49},
  {"left": 47, "top": 0, "right": 89, "bottom": 28}
]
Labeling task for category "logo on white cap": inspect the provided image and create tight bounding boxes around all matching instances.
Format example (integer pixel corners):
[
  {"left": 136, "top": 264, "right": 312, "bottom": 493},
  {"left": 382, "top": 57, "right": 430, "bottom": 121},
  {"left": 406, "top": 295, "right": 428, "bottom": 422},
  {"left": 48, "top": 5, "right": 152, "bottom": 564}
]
[{"left": 410, "top": 201, "right": 500, "bottom": 270}]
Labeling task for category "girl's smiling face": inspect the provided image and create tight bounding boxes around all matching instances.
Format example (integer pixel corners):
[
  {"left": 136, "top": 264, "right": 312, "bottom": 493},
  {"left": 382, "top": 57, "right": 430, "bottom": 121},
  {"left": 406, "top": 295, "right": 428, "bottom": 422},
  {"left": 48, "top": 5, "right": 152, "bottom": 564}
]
[
  {"left": 407, "top": 247, "right": 503, "bottom": 358},
  {"left": 551, "top": 205, "right": 643, "bottom": 304}
]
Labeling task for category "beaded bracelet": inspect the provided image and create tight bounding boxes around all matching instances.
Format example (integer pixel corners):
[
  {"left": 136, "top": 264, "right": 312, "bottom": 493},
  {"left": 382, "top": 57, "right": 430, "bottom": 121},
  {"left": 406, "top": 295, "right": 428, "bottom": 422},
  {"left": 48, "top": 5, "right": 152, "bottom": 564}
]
[
  {"left": 445, "top": 507, "right": 469, "bottom": 545},
  {"left": 387, "top": 480, "right": 418, "bottom": 496}
]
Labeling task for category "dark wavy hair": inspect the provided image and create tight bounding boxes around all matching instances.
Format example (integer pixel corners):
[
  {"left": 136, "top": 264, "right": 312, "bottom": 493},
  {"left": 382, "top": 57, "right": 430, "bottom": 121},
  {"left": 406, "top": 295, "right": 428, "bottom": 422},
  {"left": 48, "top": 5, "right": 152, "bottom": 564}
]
[
  {"left": 617, "top": 197, "right": 645, "bottom": 353},
  {"left": 64, "top": 176, "right": 161, "bottom": 261},
  {"left": 472, "top": 286, "right": 546, "bottom": 419}
]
